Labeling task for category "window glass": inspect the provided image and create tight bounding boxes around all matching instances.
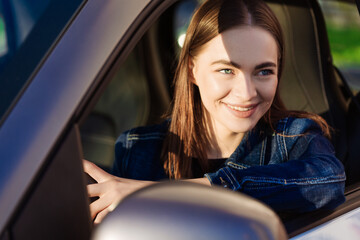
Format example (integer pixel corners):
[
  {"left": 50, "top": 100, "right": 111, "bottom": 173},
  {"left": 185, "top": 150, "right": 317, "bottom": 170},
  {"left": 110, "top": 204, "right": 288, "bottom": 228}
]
[
  {"left": 81, "top": 49, "right": 150, "bottom": 170},
  {"left": 0, "top": 0, "right": 51, "bottom": 72},
  {"left": 319, "top": 0, "right": 360, "bottom": 93},
  {"left": 173, "top": 0, "right": 199, "bottom": 49},
  {"left": 0, "top": 16, "right": 7, "bottom": 57},
  {"left": 0, "top": 0, "right": 84, "bottom": 123},
  {"left": 173, "top": 0, "right": 203, "bottom": 54}
]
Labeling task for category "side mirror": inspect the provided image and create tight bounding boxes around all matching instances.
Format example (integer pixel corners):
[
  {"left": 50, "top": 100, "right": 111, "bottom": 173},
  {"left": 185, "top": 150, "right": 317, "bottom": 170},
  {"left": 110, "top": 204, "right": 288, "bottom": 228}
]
[{"left": 92, "top": 182, "right": 287, "bottom": 240}]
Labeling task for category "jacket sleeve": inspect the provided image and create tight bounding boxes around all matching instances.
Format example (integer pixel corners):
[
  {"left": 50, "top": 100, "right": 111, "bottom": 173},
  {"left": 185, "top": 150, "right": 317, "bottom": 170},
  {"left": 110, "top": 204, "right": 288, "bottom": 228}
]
[
  {"left": 111, "top": 131, "right": 130, "bottom": 178},
  {"left": 205, "top": 120, "right": 346, "bottom": 213},
  {"left": 111, "top": 122, "right": 169, "bottom": 180}
]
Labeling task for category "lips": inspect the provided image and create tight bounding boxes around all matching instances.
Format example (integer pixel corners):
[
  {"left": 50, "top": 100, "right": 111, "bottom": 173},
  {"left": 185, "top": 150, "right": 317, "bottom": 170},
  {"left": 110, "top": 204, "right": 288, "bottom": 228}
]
[
  {"left": 224, "top": 103, "right": 257, "bottom": 112},
  {"left": 222, "top": 102, "right": 259, "bottom": 118},
  {"left": 225, "top": 103, "right": 255, "bottom": 112}
]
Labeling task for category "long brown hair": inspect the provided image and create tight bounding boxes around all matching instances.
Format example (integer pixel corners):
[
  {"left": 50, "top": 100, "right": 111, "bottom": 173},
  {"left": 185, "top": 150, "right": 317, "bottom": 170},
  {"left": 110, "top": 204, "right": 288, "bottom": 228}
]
[{"left": 163, "top": 0, "right": 330, "bottom": 179}]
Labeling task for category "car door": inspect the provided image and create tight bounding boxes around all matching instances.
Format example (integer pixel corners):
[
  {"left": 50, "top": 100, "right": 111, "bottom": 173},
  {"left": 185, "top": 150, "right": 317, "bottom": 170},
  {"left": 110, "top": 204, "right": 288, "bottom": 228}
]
[{"left": 0, "top": 0, "right": 176, "bottom": 239}]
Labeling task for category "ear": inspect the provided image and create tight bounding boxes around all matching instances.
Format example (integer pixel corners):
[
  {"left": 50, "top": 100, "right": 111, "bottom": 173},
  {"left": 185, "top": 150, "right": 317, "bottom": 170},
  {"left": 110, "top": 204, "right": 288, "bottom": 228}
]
[{"left": 188, "top": 56, "right": 197, "bottom": 85}]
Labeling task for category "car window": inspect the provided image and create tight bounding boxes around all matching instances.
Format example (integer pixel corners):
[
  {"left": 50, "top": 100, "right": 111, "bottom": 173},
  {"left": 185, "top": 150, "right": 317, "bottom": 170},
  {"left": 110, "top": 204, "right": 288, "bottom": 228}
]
[
  {"left": 173, "top": 0, "right": 201, "bottom": 52},
  {"left": 0, "top": 15, "right": 7, "bottom": 57},
  {"left": 81, "top": 2, "right": 205, "bottom": 170},
  {"left": 0, "top": 0, "right": 84, "bottom": 124},
  {"left": 319, "top": 0, "right": 360, "bottom": 94},
  {"left": 80, "top": 1, "right": 207, "bottom": 171},
  {"left": 81, "top": 49, "right": 151, "bottom": 170}
]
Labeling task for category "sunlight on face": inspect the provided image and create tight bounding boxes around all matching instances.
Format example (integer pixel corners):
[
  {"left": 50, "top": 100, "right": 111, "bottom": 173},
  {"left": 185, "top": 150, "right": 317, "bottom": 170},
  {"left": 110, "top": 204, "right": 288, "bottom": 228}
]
[{"left": 191, "top": 26, "right": 278, "bottom": 137}]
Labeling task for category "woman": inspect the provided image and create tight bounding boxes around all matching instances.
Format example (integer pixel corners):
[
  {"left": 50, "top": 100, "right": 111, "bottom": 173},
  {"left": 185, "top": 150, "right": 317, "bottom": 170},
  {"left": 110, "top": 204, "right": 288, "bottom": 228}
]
[{"left": 84, "top": 0, "right": 346, "bottom": 224}]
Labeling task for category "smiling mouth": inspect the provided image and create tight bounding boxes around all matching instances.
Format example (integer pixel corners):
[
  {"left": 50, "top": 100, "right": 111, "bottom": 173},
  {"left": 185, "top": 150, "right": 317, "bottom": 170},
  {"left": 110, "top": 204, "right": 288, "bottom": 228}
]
[{"left": 225, "top": 103, "right": 256, "bottom": 112}]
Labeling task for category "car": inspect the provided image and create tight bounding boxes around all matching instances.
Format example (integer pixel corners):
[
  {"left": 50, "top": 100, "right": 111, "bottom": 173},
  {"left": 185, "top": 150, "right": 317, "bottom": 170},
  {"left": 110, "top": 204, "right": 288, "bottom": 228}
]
[{"left": 0, "top": 0, "right": 359, "bottom": 239}]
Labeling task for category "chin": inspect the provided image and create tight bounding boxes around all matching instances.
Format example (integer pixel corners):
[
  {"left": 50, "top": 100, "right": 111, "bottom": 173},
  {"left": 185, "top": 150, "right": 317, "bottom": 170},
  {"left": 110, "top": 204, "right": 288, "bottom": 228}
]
[{"left": 227, "top": 121, "right": 258, "bottom": 134}]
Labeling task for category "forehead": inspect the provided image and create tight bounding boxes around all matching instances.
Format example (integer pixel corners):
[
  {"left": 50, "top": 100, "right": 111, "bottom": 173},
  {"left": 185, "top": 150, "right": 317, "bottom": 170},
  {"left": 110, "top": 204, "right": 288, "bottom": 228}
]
[{"left": 195, "top": 26, "right": 278, "bottom": 66}]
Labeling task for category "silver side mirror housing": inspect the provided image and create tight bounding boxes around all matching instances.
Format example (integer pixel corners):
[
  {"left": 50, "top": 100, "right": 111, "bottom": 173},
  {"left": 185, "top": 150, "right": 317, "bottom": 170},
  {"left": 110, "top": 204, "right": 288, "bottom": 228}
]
[{"left": 92, "top": 182, "right": 287, "bottom": 240}]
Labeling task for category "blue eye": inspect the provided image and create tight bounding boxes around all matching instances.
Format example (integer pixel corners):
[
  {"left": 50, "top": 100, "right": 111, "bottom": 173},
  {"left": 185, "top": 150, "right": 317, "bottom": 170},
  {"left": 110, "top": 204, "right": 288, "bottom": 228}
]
[
  {"left": 258, "top": 69, "right": 274, "bottom": 76},
  {"left": 219, "top": 69, "right": 233, "bottom": 74}
]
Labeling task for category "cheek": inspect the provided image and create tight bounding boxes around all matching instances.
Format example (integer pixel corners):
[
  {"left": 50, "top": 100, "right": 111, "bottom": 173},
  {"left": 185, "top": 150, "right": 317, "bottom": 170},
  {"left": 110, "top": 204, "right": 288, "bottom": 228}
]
[
  {"left": 259, "top": 79, "right": 278, "bottom": 102},
  {"left": 196, "top": 74, "right": 230, "bottom": 100}
]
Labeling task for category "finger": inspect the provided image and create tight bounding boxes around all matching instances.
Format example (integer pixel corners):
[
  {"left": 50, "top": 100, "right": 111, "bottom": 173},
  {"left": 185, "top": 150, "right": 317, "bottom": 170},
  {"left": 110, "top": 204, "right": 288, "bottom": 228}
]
[
  {"left": 87, "top": 182, "right": 107, "bottom": 197},
  {"left": 89, "top": 195, "right": 112, "bottom": 220},
  {"left": 83, "top": 159, "right": 111, "bottom": 183},
  {"left": 94, "top": 207, "right": 112, "bottom": 225}
]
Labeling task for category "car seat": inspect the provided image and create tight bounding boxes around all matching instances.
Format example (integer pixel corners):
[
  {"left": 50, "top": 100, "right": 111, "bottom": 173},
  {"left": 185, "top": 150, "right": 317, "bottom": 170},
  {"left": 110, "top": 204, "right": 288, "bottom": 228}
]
[
  {"left": 267, "top": 0, "right": 348, "bottom": 164},
  {"left": 80, "top": 26, "right": 171, "bottom": 170}
]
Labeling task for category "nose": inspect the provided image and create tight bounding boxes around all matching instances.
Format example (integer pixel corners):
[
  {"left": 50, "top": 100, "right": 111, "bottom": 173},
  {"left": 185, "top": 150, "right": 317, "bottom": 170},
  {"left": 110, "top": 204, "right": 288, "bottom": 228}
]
[{"left": 232, "top": 73, "right": 257, "bottom": 100}]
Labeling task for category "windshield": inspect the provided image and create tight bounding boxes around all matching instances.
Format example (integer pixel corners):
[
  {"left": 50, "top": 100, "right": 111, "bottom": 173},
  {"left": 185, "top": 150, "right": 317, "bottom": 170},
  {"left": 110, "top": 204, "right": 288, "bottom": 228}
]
[{"left": 0, "top": 0, "right": 84, "bottom": 124}]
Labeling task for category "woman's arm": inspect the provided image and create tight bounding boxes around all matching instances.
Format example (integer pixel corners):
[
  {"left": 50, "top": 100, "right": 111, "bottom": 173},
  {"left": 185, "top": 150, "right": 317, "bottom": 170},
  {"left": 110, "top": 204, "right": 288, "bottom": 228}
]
[
  {"left": 84, "top": 160, "right": 210, "bottom": 223},
  {"left": 205, "top": 133, "right": 346, "bottom": 213}
]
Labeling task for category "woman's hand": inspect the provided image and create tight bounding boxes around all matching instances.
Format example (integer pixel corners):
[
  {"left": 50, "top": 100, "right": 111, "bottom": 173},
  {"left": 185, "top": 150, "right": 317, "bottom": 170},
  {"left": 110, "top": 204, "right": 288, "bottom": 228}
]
[{"left": 83, "top": 160, "right": 154, "bottom": 224}]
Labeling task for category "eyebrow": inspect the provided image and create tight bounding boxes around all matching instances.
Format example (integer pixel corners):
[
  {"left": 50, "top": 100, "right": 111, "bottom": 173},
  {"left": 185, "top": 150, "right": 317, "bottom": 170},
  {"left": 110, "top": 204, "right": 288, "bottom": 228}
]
[
  {"left": 211, "top": 60, "right": 277, "bottom": 69},
  {"left": 255, "top": 62, "right": 277, "bottom": 70},
  {"left": 211, "top": 60, "right": 241, "bottom": 69}
]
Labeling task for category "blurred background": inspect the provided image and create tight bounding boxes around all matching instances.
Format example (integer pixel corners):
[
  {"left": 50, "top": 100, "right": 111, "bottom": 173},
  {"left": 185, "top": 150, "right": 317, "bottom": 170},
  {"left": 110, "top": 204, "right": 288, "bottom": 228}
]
[{"left": 319, "top": 0, "right": 360, "bottom": 93}]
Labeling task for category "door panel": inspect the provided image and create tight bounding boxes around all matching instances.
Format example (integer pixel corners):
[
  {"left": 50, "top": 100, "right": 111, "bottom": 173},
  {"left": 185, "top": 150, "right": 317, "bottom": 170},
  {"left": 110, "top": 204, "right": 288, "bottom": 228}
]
[{"left": 10, "top": 126, "right": 91, "bottom": 240}]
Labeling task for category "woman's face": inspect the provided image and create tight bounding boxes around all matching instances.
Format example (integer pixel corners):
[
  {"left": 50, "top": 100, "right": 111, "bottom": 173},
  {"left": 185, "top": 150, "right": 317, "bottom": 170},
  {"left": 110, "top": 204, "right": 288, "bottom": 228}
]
[{"left": 191, "top": 26, "right": 278, "bottom": 136}]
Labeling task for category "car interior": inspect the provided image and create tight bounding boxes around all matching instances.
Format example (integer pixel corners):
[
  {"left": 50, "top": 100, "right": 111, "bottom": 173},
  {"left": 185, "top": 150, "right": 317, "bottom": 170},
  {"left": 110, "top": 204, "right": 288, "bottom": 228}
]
[
  {"left": 78, "top": 0, "right": 360, "bottom": 236},
  {"left": 2, "top": 0, "right": 359, "bottom": 239}
]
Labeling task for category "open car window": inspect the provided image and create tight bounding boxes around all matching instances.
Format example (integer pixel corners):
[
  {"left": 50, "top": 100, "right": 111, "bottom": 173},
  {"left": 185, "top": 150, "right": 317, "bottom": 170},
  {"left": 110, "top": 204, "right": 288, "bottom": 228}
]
[
  {"left": 319, "top": 0, "right": 360, "bottom": 94},
  {"left": 0, "top": 14, "right": 7, "bottom": 57},
  {"left": 80, "top": 0, "right": 206, "bottom": 171},
  {"left": 80, "top": 50, "right": 151, "bottom": 170},
  {"left": 76, "top": 0, "right": 360, "bottom": 239}
]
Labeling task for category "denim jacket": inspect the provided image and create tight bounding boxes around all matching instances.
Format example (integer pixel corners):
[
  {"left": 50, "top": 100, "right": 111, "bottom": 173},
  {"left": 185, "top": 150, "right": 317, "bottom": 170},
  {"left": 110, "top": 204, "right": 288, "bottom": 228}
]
[{"left": 112, "top": 117, "right": 346, "bottom": 213}]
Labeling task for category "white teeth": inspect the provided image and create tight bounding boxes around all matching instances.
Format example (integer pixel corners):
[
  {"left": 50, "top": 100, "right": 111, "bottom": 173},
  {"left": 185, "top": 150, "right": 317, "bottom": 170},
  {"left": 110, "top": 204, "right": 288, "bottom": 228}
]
[{"left": 226, "top": 104, "right": 254, "bottom": 112}]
